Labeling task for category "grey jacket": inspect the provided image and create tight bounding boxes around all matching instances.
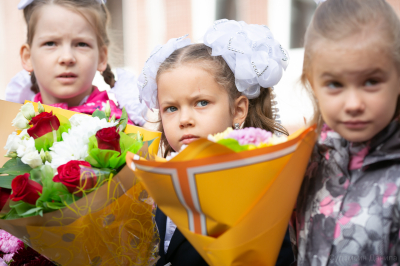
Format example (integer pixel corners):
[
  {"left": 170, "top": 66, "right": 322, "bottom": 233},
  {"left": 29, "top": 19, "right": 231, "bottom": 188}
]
[{"left": 291, "top": 121, "right": 400, "bottom": 266}]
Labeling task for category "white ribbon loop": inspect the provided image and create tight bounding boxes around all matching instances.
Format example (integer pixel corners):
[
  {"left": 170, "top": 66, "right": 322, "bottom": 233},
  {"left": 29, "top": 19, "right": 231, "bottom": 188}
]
[{"left": 203, "top": 20, "right": 289, "bottom": 99}]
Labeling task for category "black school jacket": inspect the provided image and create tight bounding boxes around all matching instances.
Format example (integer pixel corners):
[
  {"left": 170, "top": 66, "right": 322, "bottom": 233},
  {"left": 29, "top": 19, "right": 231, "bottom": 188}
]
[{"left": 155, "top": 208, "right": 294, "bottom": 266}]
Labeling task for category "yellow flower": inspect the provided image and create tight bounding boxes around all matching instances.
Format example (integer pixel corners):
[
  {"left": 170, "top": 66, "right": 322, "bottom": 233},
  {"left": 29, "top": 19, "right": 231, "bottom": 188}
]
[
  {"left": 208, "top": 127, "right": 233, "bottom": 142},
  {"left": 268, "top": 134, "right": 288, "bottom": 145}
]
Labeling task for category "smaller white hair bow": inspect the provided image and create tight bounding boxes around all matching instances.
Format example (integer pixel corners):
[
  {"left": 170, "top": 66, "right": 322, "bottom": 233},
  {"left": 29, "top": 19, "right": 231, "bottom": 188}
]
[
  {"left": 137, "top": 35, "right": 192, "bottom": 110},
  {"left": 18, "top": 0, "right": 106, "bottom": 10},
  {"left": 314, "top": 0, "right": 327, "bottom": 4}
]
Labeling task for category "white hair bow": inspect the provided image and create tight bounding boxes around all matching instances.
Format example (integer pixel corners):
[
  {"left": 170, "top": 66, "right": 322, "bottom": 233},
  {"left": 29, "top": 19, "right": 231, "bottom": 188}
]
[
  {"left": 314, "top": 0, "right": 327, "bottom": 4},
  {"left": 137, "top": 35, "right": 192, "bottom": 110},
  {"left": 203, "top": 19, "right": 289, "bottom": 99},
  {"left": 18, "top": 0, "right": 106, "bottom": 10}
]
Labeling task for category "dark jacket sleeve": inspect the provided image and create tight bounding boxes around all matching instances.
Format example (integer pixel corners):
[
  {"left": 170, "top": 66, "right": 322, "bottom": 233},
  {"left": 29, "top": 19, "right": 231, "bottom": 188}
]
[
  {"left": 155, "top": 208, "right": 208, "bottom": 266},
  {"left": 275, "top": 228, "right": 295, "bottom": 266}
]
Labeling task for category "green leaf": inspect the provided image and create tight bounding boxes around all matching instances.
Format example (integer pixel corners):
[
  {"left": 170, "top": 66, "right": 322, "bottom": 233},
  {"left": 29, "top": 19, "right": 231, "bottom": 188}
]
[
  {"left": 20, "top": 206, "right": 43, "bottom": 217},
  {"left": 86, "top": 131, "right": 145, "bottom": 169},
  {"left": 2, "top": 208, "right": 19, "bottom": 220},
  {"left": 92, "top": 109, "right": 107, "bottom": 120},
  {"left": 43, "top": 201, "right": 66, "bottom": 210},
  {"left": 0, "top": 158, "right": 32, "bottom": 188},
  {"left": 35, "top": 165, "right": 70, "bottom": 206},
  {"left": 118, "top": 107, "right": 128, "bottom": 132},
  {"left": 0, "top": 176, "right": 15, "bottom": 189},
  {"left": 10, "top": 201, "right": 36, "bottom": 216},
  {"left": 34, "top": 114, "right": 71, "bottom": 151},
  {"left": 0, "top": 158, "right": 32, "bottom": 175},
  {"left": 217, "top": 139, "right": 249, "bottom": 152},
  {"left": 29, "top": 167, "right": 44, "bottom": 185}
]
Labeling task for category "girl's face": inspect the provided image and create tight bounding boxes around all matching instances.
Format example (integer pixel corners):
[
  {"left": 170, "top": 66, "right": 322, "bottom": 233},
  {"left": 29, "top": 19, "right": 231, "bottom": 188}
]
[
  {"left": 158, "top": 65, "right": 247, "bottom": 152},
  {"left": 21, "top": 5, "right": 108, "bottom": 106},
  {"left": 310, "top": 35, "right": 400, "bottom": 142}
]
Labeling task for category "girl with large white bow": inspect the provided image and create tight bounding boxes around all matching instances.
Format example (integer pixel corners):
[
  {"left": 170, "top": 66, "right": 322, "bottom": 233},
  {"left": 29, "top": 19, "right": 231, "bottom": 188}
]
[{"left": 137, "top": 19, "right": 293, "bottom": 266}]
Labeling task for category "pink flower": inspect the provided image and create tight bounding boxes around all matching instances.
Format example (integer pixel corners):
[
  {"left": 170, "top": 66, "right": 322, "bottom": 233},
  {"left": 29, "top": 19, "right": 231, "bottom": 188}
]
[
  {"left": 0, "top": 230, "right": 24, "bottom": 254},
  {"left": 0, "top": 257, "right": 7, "bottom": 266},
  {"left": 226, "top": 127, "right": 272, "bottom": 145},
  {"left": 3, "top": 253, "right": 14, "bottom": 262}
]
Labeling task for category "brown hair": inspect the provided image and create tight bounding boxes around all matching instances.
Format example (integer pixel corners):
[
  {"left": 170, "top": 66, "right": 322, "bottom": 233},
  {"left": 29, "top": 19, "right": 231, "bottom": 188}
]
[
  {"left": 23, "top": 0, "right": 115, "bottom": 94},
  {"left": 302, "top": 0, "right": 400, "bottom": 127},
  {"left": 156, "top": 43, "right": 288, "bottom": 157}
]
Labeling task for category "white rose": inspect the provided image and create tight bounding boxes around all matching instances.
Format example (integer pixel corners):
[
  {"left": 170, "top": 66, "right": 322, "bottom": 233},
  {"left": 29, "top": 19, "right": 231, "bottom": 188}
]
[
  {"left": 4, "top": 132, "right": 21, "bottom": 155},
  {"left": 12, "top": 112, "right": 30, "bottom": 130},
  {"left": 21, "top": 151, "right": 43, "bottom": 168},
  {"left": 16, "top": 137, "right": 36, "bottom": 158},
  {"left": 19, "top": 129, "right": 30, "bottom": 140},
  {"left": 69, "top": 114, "right": 91, "bottom": 128},
  {"left": 20, "top": 103, "right": 36, "bottom": 120}
]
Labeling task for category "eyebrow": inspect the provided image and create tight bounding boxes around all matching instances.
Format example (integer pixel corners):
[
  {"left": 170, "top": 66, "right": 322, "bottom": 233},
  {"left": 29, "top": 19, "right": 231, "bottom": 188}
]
[
  {"left": 159, "top": 92, "right": 216, "bottom": 106},
  {"left": 36, "top": 34, "right": 96, "bottom": 42},
  {"left": 321, "top": 68, "right": 386, "bottom": 78},
  {"left": 159, "top": 100, "right": 176, "bottom": 107}
]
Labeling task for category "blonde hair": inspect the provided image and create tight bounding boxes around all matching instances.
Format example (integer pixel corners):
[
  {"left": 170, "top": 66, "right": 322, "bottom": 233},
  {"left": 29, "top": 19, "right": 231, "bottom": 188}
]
[
  {"left": 156, "top": 43, "right": 288, "bottom": 157},
  {"left": 23, "top": 0, "right": 116, "bottom": 93},
  {"left": 302, "top": 0, "right": 400, "bottom": 127}
]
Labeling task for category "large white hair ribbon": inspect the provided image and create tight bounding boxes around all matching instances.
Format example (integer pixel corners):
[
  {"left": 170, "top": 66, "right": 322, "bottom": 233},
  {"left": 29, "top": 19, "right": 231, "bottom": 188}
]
[{"left": 203, "top": 19, "right": 289, "bottom": 99}]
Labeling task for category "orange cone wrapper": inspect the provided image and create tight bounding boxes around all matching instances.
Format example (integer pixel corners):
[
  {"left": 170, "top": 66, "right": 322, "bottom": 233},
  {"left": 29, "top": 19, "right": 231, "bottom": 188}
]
[{"left": 127, "top": 126, "right": 316, "bottom": 266}]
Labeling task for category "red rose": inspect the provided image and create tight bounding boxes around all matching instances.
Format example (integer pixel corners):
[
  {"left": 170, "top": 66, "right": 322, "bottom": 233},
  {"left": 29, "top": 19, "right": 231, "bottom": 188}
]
[
  {"left": 10, "top": 173, "right": 42, "bottom": 205},
  {"left": 95, "top": 127, "right": 121, "bottom": 153},
  {"left": 0, "top": 188, "right": 11, "bottom": 211},
  {"left": 28, "top": 111, "right": 60, "bottom": 139},
  {"left": 53, "top": 161, "right": 97, "bottom": 196}
]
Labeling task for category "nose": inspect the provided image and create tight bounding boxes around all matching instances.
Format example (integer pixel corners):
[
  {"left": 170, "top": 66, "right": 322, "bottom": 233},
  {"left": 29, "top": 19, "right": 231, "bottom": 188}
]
[
  {"left": 58, "top": 46, "right": 76, "bottom": 66},
  {"left": 344, "top": 89, "right": 365, "bottom": 116},
  {"left": 179, "top": 108, "right": 195, "bottom": 129}
]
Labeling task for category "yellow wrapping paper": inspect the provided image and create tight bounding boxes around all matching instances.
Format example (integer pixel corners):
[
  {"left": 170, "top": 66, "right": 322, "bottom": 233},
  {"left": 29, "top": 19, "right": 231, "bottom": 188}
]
[
  {"left": 0, "top": 100, "right": 161, "bottom": 266},
  {"left": 127, "top": 126, "right": 316, "bottom": 266}
]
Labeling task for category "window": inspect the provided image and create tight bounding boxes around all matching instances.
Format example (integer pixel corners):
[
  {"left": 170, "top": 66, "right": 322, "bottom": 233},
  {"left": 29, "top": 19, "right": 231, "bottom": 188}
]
[
  {"left": 216, "top": 0, "right": 237, "bottom": 20},
  {"left": 290, "top": 0, "right": 316, "bottom": 48}
]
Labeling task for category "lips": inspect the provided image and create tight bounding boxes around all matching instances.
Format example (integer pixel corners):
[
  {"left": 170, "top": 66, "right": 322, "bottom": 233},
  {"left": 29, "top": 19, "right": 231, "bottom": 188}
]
[
  {"left": 179, "top": 134, "right": 200, "bottom": 145},
  {"left": 56, "top": 72, "right": 78, "bottom": 84},
  {"left": 57, "top": 73, "right": 77, "bottom": 78},
  {"left": 342, "top": 120, "right": 371, "bottom": 129}
]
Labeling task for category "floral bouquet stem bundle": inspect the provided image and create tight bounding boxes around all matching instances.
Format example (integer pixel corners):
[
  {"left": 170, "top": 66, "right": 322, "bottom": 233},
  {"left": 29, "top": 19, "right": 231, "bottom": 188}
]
[
  {"left": 0, "top": 100, "right": 161, "bottom": 266},
  {"left": 127, "top": 126, "right": 316, "bottom": 266}
]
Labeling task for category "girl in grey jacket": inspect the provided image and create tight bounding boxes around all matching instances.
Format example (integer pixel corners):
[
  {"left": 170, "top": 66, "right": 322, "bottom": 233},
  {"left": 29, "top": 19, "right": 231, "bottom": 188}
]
[{"left": 290, "top": 0, "right": 400, "bottom": 265}]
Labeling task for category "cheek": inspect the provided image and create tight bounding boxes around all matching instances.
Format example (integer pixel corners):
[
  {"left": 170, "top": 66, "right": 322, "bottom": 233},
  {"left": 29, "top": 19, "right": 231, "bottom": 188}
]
[
  {"left": 316, "top": 94, "right": 339, "bottom": 121},
  {"left": 372, "top": 92, "right": 398, "bottom": 121},
  {"left": 161, "top": 115, "right": 178, "bottom": 144}
]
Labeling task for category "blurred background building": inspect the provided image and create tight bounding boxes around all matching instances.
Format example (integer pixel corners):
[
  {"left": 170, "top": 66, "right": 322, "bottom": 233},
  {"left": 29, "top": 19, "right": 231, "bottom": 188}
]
[{"left": 1, "top": 0, "right": 399, "bottom": 132}]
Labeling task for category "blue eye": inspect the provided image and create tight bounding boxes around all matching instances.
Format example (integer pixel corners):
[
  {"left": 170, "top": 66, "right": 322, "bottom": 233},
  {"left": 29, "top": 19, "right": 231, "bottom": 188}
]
[
  {"left": 196, "top": 100, "right": 208, "bottom": 107},
  {"left": 166, "top": 106, "right": 178, "bottom": 113},
  {"left": 327, "top": 82, "right": 342, "bottom": 89},
  {"left": 365, "top": 79, "right": 378, "bottom": 87}
]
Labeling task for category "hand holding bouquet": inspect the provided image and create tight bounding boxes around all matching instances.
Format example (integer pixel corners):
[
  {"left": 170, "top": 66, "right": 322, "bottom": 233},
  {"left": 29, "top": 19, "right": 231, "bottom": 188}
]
[
  {"left": 128, "top": 126, "right": 316, "bottom": 266},
  {"left": 0, "top": 100, "right": 161, "bottom": 266}
]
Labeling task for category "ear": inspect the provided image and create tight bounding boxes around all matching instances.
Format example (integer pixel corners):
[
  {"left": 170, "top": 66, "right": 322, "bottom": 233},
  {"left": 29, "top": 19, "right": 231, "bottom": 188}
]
[
  {"left": 97, "top": 46, "right": 108, "bottom": 72},
  {"left": 20, "top": 44, "right": 33, "bottom": 72},
  {"left": 232, "top": 95, "right": 249, "bottom": 126}
]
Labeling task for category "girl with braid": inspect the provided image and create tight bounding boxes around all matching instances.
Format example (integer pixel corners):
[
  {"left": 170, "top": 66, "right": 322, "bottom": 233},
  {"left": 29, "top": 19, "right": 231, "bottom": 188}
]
[{"left": 6, "top": 0, "right": 146, "bottom": 126}]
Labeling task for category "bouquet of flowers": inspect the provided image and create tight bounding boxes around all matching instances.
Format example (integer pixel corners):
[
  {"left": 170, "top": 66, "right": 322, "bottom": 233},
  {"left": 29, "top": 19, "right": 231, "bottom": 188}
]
[
  {"left": 0, "top": 100, "right": 161, "bottom": 266},
  {"left": 127, "top": 126, "right": 316, "bottom": 266}
]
